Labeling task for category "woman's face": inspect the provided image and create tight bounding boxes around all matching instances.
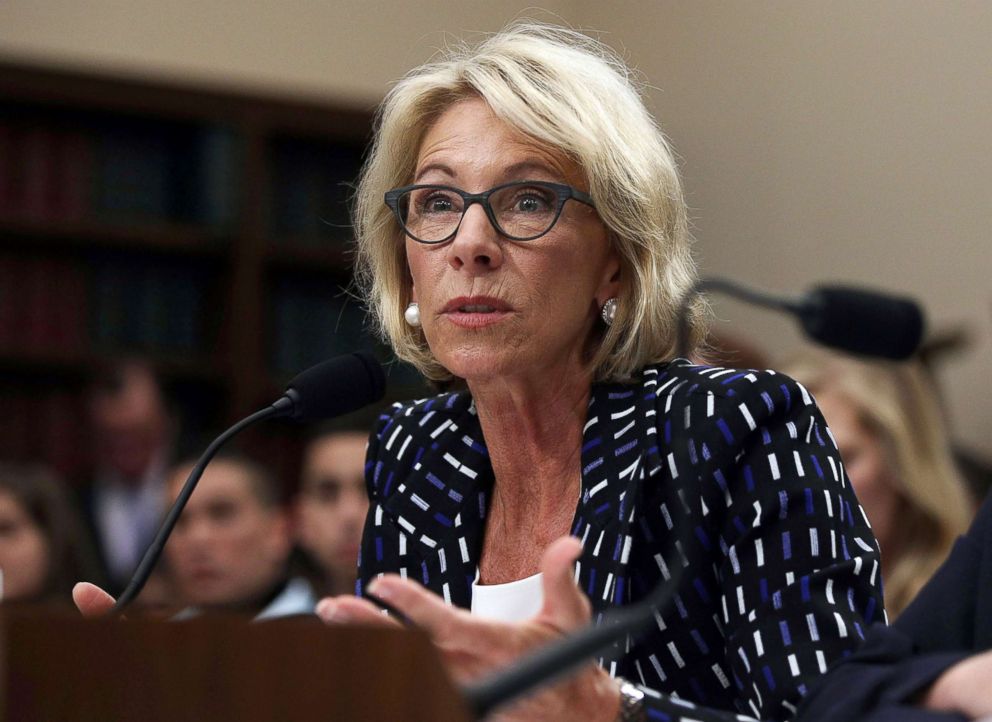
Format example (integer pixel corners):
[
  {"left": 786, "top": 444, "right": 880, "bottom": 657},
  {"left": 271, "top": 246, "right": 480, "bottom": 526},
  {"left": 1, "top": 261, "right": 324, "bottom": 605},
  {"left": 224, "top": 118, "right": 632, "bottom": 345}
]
[
  {"left": 816, "top": 389, "right": 902, "bottom": 553},
  {"left": 0, "top": 491, "right": 50, "bottom": 602},
  {"left": 405, "top": 97, "right": 620, "bottom": 385}
]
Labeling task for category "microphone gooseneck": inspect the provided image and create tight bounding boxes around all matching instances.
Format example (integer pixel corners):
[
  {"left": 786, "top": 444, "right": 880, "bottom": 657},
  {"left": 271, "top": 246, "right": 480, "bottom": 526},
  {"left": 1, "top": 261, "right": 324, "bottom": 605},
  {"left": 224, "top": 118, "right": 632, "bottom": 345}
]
[
  {"left": 110, "top": 351, "right": 386, "bottom": 615},
  {"left": 676, "top": 277, "right": 925, "bottom": 361}
]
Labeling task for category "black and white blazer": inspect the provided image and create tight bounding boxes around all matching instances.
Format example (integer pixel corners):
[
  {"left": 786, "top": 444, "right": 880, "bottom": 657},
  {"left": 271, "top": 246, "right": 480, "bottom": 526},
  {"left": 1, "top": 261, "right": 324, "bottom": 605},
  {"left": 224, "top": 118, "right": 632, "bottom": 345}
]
[{"left": 357, "top": 360, "right": 884, "bottom": 721}]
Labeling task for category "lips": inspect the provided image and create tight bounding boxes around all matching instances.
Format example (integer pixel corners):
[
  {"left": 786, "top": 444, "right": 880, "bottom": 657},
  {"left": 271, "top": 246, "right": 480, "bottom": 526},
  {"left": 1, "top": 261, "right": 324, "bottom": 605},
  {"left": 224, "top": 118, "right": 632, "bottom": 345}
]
[
  {"left": 440, "top": 296, "right": 513, "bottom": 328},
  {"left": 441, "top": 296, "right": 513, "bottom": 314}
]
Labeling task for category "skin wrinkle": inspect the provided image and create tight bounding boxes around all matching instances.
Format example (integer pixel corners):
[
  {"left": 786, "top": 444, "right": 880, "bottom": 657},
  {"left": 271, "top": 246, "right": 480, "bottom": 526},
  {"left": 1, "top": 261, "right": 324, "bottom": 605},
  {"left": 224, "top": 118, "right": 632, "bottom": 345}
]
[{"left": 404, "top": 97, "right": 620, "bottom": 584}]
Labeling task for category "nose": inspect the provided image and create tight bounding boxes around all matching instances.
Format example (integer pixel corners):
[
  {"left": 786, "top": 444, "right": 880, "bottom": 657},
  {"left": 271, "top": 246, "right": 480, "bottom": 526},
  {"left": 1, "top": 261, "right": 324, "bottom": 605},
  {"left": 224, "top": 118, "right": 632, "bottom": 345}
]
[{"left": 446, "top": 203, "right": 504, "bottom": 273}]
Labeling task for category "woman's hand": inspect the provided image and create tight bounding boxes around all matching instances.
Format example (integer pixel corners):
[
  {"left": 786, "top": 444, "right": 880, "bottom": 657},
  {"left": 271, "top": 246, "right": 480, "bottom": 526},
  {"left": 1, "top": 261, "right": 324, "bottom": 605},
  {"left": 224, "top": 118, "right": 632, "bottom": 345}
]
[
  {"left": 315, "top": 536, "right": 621, "bottom": 722},
  {"left": 71, "top": 582, "right": 117, "bottom": 618},
  {"left": 922, "top": 650, "right": 992, "bottom": 719}
]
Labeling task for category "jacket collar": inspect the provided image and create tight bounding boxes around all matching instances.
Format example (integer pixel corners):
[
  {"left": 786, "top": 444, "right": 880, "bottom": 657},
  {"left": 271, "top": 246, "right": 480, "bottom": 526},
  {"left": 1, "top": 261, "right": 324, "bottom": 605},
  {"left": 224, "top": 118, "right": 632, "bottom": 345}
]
[{"left": 381, "top": 369, "right": 664, "bottom": 567}]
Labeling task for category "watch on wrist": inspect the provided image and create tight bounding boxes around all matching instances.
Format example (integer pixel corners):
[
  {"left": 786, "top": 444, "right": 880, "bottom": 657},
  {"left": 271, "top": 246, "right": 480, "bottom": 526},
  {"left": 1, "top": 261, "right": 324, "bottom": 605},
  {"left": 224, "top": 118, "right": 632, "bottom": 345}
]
[{"left": 614, "top": 677, "right": 646, "bottom": 722}]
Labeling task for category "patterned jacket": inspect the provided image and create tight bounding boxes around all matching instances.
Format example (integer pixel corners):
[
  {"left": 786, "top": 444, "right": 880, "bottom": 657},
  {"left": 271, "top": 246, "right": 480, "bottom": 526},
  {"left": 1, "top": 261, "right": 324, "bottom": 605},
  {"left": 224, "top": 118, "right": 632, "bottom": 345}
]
[{"left": 357, "top": 360, "right": 884, "bottom": 721}]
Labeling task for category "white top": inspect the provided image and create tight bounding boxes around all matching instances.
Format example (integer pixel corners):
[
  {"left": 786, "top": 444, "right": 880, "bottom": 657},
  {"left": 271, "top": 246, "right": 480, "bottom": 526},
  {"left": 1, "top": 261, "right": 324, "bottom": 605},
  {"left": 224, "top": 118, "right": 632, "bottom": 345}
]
[{"left": 471, "top": 571, "right": 544, "bottom": 623}]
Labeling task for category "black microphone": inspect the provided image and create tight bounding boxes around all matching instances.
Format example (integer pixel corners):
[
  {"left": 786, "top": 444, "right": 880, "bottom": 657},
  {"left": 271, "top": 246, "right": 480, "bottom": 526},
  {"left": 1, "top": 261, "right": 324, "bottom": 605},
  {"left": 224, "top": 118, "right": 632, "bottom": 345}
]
[
  {"left": 110, "top": 351, "right": 386, "bottom": 614},
  {"left": 676, "top": 277, "right": 925, "bottom": 361}
]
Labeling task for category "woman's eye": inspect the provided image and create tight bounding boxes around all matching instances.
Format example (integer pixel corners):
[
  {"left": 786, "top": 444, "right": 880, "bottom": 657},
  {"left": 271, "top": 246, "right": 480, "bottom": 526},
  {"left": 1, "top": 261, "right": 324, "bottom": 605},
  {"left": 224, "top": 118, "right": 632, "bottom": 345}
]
[
  {"left": 510, "top": 189, "right": 554, "bottom": 213},
  {"left": 418, "top": 192, "right": 459, "bottom": 214}
]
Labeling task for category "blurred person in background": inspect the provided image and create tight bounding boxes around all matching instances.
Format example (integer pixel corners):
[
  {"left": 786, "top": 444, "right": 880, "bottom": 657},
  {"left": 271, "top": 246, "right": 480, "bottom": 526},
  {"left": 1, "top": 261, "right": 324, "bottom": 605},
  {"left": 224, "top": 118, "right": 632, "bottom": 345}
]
[
  {"left": 166, "top": 453, "right": 316, "bottom": 620},
  {"left": 0, "top": 463, "right": 101, "bottom": 605},
  {"left": 295, "top": 427, "right": 369, "bottom": 596},
  {"left": 784, "top": 350, "right": 973, "bottom": 618},
  {"left": 81, "top": 358, "right": 175, "bottom": 593}
]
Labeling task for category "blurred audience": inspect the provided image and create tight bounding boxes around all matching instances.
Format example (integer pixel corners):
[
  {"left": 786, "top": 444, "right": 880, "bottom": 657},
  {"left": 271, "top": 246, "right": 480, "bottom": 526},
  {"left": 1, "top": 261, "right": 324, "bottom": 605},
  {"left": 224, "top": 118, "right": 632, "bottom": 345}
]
[
  {"left": 80, "top": 359, "right": 175, "bottom": 593},
  {"left": 784, "top": 350, "right": 973, "bottom": 617},
  {"left": 295, "top": 428, "right": 368, "bottom": 596},
  {"left": 0, "top": 463, "right": 101, "bottom": 605},
  {"left": 166, "top": 453, "right": 316, "bottom": 619}
]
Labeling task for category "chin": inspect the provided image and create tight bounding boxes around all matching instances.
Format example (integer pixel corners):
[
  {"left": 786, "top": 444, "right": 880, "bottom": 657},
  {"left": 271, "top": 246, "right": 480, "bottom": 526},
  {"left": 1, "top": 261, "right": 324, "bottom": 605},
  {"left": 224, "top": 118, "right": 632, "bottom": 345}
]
[{"left": 436, "top": 347, "right": 516, "bottom": 384}]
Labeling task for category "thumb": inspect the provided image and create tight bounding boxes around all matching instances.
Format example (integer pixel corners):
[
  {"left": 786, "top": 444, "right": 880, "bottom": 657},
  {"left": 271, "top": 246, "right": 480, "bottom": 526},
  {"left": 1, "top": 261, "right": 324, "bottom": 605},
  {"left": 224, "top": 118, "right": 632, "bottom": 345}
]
[
  {"left": 536, "top": 536, "right": 590, "bottom": 632},
  {"left": 72, "top": 582, "right": 117, "bottom": 619}
]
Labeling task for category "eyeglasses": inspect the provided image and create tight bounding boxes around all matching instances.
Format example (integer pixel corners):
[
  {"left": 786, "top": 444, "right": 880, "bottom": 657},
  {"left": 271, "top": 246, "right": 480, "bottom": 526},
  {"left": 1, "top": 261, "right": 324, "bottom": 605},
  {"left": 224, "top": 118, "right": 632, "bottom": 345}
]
[{"left": 384, "top": 180, "right": 595, "bottom": 244}]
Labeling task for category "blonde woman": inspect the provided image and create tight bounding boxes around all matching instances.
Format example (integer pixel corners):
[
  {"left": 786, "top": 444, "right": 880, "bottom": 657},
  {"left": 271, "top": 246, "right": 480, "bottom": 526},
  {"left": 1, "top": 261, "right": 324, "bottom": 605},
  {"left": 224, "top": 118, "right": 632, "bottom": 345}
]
[
  {"left": 76, "top": 23, "right": 884, "bottom": 721},
  {"left": 784, "top": 350, "right": 972, "bottom": 618}
]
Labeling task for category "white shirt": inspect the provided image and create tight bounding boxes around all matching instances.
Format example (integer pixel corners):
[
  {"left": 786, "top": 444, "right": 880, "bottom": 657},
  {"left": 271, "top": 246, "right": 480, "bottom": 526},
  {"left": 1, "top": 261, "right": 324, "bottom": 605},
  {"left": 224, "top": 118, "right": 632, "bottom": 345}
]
[{"left": 471, "top": 571, "right": 544, "bottom": 623}]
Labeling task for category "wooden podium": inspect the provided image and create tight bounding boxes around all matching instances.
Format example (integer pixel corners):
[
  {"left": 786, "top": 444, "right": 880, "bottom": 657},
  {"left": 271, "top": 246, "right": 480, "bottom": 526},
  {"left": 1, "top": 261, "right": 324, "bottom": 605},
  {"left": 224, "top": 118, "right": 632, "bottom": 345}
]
[{"left": 0, "top": 608, "right": 472, "bottom": 722}]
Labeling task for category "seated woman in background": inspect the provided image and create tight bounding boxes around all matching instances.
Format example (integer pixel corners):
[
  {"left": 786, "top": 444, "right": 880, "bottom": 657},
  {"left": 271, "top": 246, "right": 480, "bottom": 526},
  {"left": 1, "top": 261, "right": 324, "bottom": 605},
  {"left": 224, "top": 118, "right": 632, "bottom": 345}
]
[
  {"left": 0, "top": 463, "right": 101, "bottom": 605},
  {"left": 783, "top": 351, "right": 972, "bottom": 618}
]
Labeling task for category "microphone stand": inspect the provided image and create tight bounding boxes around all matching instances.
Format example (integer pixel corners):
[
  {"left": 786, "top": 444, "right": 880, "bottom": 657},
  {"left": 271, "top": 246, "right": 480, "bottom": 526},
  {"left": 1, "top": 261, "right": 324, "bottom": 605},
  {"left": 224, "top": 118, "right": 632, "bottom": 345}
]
[
  {"left": 111, "top": 398, "right": 293, "bottom": 614},
  {"left": 676, "top": 277, "right": 803, "bottom": 359}
]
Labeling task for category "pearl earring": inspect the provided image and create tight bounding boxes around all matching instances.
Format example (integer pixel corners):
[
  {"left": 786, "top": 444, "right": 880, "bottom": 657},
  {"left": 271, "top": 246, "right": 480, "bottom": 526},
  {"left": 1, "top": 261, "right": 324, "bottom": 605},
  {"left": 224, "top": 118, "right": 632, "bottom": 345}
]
[
  {"left": 404, "top": 302, "right": 421, "bottom": 327},
  {"left": 600, "top": 297, "right": 618, "bottom": 326}
]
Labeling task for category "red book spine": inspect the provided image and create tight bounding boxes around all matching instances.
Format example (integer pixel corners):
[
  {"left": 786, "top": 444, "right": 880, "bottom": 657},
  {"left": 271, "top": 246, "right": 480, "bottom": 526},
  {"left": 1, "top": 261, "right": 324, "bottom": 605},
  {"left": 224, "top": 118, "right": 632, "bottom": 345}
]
[
  {"left": 20, "top": 128, "right": 57, "bottom": 221},
  {"left": 0, "top": 123, "right": 19, "bottom": 218},
  {"left": 58, "top": 130, "right": 94, "bottom": 221},
  {"left": 0, "top": 255, "right": 18, "bottom": 350}
]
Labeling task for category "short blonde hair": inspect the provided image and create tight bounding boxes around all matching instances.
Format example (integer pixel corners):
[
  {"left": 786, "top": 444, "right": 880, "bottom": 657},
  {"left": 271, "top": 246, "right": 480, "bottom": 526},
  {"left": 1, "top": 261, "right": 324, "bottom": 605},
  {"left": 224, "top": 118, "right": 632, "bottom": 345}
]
[
  {"left": 354, "top": 21, "right": 706, "bottom": 383},
  {"left": 784, "top": 351, "right": 972, "bottom": 618}
]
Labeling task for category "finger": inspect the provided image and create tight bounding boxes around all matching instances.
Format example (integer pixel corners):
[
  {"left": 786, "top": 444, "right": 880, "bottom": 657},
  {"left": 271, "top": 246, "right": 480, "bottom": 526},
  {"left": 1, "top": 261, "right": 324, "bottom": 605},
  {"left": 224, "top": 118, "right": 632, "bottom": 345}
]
[
  {"left": 536, "top": 536, "right": 590, "bottom": 631},
  {"left": 368, "top": 575, "right": 472, "bottom": 640},
  {"left": 315, "top": 595, "right": 404, "bottom": 628},
  {"left": 72, "top": 582, "right": 117, "bottom": 619}
]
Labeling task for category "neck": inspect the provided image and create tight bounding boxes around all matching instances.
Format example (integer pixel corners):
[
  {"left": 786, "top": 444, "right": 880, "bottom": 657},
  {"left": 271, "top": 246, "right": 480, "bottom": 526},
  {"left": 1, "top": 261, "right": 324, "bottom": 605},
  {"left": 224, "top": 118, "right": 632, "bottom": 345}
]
[{"left": 468, "top": 366, "right": 593, "bottom": 519}]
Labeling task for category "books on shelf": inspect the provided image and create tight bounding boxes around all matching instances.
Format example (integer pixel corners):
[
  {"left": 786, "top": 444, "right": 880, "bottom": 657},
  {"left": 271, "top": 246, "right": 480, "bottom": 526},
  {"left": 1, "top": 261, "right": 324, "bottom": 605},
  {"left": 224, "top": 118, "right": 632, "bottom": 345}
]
[
  {"left": 0, "top": 117, "right": 239, "bottom": 228},
  {"left": 270, "top": 138, "right": 364, "bottom": 247}
]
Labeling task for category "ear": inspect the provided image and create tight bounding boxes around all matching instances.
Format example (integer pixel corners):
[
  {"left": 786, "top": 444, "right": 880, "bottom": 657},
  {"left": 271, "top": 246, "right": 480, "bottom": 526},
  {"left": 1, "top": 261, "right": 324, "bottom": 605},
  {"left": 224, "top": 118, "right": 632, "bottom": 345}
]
[{"left": 595, "top": 243, "right": 623, "bottom": 307}]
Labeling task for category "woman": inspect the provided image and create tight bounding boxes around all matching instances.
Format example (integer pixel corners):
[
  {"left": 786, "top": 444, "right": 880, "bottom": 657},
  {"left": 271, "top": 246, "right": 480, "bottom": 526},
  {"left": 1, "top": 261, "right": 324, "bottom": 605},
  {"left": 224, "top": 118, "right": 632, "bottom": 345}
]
[
  {"left": 0, "top": 463, "right": 101, "bottom": 604},
  {"left": 74, "top": 22, "right": 882, "bottom": 721},
  {"left": 783, "top": 351, "right": 972, "bottom": 618},
  {"left": 312, "top": 23, "right": 883, "bottom": 722}
]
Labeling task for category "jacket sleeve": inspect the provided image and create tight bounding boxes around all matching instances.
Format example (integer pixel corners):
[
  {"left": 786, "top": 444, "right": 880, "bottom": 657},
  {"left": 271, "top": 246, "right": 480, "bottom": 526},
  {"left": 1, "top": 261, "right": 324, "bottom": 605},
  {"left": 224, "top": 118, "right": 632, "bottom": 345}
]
[
  {"left": 355, "top": 404, "right": 407, "bottom": 598},
  {"left": 633, "top": 371, "right": 886, "bottom": 721},
  {"left": 795, "top": 492, "right": 992, "bottom": 722}
]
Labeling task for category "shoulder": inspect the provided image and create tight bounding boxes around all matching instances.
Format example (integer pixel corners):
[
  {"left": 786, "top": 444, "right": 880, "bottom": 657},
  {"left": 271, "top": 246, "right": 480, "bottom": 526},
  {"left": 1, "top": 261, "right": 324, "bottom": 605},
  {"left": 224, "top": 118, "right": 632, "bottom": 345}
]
[
  {"left": 368, "top": 389, "right": 473, "bottom": 446},
  {"left": 627, "top": 359, "right": 817, "bottom": 422},
  {"left": 363, "top": 389, "right": 477, "bottom": 494}
]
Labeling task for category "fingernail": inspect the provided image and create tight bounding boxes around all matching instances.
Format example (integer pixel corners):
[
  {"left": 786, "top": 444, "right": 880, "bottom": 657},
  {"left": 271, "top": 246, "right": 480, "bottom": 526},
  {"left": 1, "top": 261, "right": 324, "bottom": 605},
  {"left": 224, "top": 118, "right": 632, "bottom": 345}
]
[
  {"left": 316, "top": 600, "right": 350, "bottom": 623},
  {"left": 367, "top": 580, "right": 392, "bottom": 601}
]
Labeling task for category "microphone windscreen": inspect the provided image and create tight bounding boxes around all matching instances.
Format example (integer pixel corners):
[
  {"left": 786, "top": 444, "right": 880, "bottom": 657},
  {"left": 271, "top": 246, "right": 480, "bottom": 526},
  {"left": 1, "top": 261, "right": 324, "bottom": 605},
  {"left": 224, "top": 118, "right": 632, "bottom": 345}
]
[
  {"left": 799, "top": 286, "right": 925, "bottom": 360},
  {"left": 283, "top": 351, "right": 386, "bottom": 422}
]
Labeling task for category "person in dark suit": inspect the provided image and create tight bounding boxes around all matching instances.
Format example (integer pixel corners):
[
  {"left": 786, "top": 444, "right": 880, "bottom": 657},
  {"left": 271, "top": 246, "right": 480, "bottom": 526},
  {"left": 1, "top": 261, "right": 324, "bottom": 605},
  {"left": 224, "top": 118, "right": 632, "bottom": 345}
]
[
  {"left": 797, "top": 488, "right": 992, "bottom": 721},
  {"left": 303, "top": 22, "right": 884, "bottom": 722}
]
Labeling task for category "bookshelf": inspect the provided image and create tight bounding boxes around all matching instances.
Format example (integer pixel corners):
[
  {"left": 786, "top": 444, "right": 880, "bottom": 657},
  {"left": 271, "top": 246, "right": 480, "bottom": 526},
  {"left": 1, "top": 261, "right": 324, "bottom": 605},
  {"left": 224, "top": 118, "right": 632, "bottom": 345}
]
[{"left": 0, "top": 60, "right": 423, "bottom": 486}]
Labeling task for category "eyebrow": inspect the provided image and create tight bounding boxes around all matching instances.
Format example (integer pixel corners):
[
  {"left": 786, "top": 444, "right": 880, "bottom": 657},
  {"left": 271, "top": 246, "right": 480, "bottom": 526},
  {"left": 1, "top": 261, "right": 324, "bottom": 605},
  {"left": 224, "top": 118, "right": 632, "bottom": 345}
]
[{"left": 413, "top": 159, "right": 564, "bottom": 184}]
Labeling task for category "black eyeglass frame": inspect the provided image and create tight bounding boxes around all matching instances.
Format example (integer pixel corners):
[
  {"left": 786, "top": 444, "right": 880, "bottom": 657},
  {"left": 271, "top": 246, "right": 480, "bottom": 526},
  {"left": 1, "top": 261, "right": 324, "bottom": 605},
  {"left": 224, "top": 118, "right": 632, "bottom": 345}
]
[{"left": 384, "top": 180, "right": 596, "bottom": 244}]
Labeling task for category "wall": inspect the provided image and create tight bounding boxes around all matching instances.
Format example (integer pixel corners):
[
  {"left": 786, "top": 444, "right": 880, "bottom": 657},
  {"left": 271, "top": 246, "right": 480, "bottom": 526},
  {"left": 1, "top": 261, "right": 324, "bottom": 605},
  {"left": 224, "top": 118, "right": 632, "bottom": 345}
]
[
  {"left": 579, "top": 1, "right": 992, "bottom": 459},
  {"left": 0, "top": 1, "right": 575, "bottom": 105}
]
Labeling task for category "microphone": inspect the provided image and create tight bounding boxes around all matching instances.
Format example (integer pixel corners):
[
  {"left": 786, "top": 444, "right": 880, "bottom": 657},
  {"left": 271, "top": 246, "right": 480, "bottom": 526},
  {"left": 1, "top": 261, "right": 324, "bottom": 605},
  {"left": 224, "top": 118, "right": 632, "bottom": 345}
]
[
  {"left": 110, "top": 352, "right": 386, "bottom": 614},
  {"left": 676, "top": 277, "right": 925, "bottom": 361}
]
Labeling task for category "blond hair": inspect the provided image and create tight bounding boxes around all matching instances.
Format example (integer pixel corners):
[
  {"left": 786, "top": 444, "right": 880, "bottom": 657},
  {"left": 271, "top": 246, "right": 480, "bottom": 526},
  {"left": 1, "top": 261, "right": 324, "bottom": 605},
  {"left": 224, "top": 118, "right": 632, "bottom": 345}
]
[
  {"left": 784, "top": 351, "right": 972, "bottom": 617},
  {"left": 353, "top": 21, "right": 706, "bottom": 383}
]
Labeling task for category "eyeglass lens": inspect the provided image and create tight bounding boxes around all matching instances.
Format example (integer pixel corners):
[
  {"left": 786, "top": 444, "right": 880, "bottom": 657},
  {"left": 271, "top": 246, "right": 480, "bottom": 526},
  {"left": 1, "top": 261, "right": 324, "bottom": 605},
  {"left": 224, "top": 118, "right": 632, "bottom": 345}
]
[{"left": 399, "top": 184, "right": 561, "bottom": 242}]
